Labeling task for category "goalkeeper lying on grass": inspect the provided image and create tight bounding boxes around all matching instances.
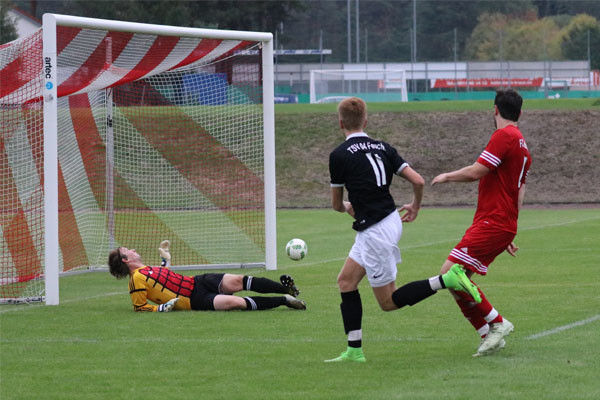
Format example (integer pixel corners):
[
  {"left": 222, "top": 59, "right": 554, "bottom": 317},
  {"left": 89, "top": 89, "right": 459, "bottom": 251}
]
[{"left": 108, "top": 240, "right": 306, "bottom": 312}]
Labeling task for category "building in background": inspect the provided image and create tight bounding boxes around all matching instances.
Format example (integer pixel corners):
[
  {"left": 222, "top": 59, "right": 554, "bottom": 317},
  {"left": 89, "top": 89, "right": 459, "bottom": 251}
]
[{"left": 7, "top": 6, "right": 41, "bottom": 39}]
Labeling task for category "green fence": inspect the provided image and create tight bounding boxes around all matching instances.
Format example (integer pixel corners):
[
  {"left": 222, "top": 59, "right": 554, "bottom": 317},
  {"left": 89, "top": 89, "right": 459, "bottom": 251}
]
[{"left": 293, "top": 90, "right": 600, "bottom": 104}]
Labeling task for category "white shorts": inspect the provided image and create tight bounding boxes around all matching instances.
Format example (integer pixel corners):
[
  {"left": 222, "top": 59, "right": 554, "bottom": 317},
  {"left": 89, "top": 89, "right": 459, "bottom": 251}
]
[{"left": 348, "top": 210, "right": 402, "bottom": 287}]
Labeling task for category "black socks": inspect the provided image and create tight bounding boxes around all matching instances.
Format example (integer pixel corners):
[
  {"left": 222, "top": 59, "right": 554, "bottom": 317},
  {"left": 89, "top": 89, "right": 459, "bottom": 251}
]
[
  {"left": 243, "top": 276, "right": 286, "bottom": 294},
  {"left": 340, "top": 290, "right": 363, "bottom": 348},
  {"left": 243, "top": 296, "right": 285, "bottom": 310},
  {"left": 391, "top": 280, "right": 437, "bottom": 309}
]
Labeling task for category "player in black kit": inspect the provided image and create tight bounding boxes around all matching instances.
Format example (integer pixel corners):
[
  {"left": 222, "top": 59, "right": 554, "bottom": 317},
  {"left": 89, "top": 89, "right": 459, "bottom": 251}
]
[{"left": 325, "top": 97, "right": 473, "bottom": 363}]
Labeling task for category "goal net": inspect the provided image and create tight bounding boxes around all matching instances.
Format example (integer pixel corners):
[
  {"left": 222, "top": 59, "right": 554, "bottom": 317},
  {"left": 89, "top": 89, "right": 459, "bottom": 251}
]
[
  {"left": 0, "top": 14, "right": 276, "bottom": 304},
  {"left": 309, "top": 69, "right": 408, "bottom": 104}
]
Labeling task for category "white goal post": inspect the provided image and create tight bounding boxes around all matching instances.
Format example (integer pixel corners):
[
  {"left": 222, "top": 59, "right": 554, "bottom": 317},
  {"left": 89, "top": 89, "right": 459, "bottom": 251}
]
[
  {"left": 0, "top": 14, "right": 277, "bottom": 305},
  {"left": 309, "top": 69, "right": 408, "bottom": 104}
]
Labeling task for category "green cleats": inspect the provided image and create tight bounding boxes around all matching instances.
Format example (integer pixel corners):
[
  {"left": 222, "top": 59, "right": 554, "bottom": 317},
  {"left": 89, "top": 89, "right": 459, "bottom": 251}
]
[
  {"left": 442, "top": 264, "right": 482, "bottom": 303},
  {"left": 324, "top": 347, "right": 366, "bottom": 363}
]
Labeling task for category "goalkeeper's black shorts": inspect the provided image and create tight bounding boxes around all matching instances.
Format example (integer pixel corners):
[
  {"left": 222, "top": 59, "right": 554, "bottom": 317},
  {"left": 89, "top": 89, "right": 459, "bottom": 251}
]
[{"left": 190, "top": 273, "right": 226, "bottom": 311}]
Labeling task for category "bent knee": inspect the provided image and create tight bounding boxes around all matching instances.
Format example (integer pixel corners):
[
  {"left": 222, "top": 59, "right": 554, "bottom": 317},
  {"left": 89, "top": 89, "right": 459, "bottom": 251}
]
[
  {"left": 337, "top": 276, "right": 357, "bottom": 292},
  {"left": 221, "top": 274, "right": 243, "bottom": 293},
  {"left": 377, "top": 298, "right": 398, "bottom": 312},
  {"left": 440, "top": 262, "right": 453, "bottom": 274},
  {"left": 213, "top": 294, "right": 246, "bottom": 311}
]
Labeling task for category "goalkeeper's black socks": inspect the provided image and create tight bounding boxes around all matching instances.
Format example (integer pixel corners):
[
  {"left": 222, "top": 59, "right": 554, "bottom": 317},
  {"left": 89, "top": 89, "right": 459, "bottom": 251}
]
[
  {"left": 391, "top": 280, "right": 437, "bottom": 309},
  {"left": 340, "top": 290, "right": 363, "bottom": 348},
  {"left": 243, "top": 276, "right": 287, "bottom": 294},
  {"left": 243, "top": 296, "right": 285, "bottom": 310}
]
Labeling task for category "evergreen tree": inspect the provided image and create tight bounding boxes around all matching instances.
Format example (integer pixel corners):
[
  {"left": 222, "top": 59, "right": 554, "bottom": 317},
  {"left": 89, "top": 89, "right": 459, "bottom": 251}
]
[
  {"left": 559, "top": 14, "right": 600, "bottom": 69},
  {"left": 1, "top": 0, "right": 18, "bottom": 44}
]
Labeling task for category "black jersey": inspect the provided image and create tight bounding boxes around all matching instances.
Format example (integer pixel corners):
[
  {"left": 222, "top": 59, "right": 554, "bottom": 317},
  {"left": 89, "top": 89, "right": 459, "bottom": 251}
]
[{"left": 329, "top": 132, "right": 408, "bottom": 231}]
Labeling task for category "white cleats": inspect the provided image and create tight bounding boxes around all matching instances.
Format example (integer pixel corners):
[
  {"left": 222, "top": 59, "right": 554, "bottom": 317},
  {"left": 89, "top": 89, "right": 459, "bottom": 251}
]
[
  {"left": 474, "top": 319, "right": 514, "bottom": 356},
  {"left": 473, "top": 338, "right": 506, "bottom": 357}
]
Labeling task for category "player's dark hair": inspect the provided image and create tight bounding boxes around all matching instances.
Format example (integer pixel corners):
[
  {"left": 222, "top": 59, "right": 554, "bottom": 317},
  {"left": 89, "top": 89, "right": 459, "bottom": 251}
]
[
  {"left": 108, "top": 248, "right": 129, "bottom": 279},
  {"left": 338, "top": 97, "right": 367, "bottom": 131},
  {"left": 495, "top": 89, "right": 522, "bottom": 122}
]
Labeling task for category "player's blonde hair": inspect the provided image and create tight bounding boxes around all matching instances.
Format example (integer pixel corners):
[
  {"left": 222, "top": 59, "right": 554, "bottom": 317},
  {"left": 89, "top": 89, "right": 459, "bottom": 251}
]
[{"left": 338, "top": 97, "right": 367, "bottom": 131}]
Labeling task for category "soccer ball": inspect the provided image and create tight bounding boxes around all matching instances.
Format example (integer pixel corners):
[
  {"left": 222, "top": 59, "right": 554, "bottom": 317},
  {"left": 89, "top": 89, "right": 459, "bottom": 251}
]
[{"left": 286, "top": 238, "right": 307, "bottom": 261}]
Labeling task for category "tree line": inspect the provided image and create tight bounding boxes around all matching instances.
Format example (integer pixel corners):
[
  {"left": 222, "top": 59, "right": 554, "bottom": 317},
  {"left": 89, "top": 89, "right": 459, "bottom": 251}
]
[{"left": 2, "top": 0, "right": 599, "bottom": 68}]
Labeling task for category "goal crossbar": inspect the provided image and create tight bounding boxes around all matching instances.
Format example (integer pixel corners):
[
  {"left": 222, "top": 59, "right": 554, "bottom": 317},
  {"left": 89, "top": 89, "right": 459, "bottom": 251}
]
[{"left": 48, "top": 14, "right": 273, "bottom": 41}]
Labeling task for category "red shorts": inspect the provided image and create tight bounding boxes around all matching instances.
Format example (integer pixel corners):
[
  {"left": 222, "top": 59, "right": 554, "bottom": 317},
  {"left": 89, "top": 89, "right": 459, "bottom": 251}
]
[{"left": 447, "top": 222, "right": 515, "bottom": 275}]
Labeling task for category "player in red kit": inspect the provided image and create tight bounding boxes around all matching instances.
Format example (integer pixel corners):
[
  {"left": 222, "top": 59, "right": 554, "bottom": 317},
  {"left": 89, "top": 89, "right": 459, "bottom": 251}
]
[{"left": 389, "top": 89, "right": 531, "bottom": 356}]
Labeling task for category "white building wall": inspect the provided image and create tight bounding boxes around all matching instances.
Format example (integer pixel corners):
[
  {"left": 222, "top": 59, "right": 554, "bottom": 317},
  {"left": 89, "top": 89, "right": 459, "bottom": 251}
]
[{"left": 7, "top": 9, "right": 41, "bottom": 39}]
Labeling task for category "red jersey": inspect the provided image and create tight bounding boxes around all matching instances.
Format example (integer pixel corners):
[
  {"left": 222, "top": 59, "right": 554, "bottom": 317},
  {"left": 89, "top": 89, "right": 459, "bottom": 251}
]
[{"left": 474, "top": 124, "right": 531, "bottom": 233}]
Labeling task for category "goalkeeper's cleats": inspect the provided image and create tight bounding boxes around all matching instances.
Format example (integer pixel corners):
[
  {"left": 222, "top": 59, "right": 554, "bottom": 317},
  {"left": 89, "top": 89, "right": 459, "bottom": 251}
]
[
  {"left": 324, "top": 347, "right": 366, "bottom": 363},
  {"left": 157, "top": 297, "right": 178, "bottom": 312},
  {"left": 158, "top": 240, "right": 171, "bottom": 267},
  {"left": 280, "top": 274, "right": 300, "bottom": 297},
  {"left": 284, "top": 294, "right": 306, "bottom": 310},
  {"left": 442, "top": 264, "right": 482, "bottom": 303}
]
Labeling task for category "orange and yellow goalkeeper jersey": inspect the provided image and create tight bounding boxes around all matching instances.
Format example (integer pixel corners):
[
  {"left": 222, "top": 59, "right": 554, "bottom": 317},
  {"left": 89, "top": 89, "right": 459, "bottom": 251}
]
[{"left": 128, "top": 266, "right": 194, "bottom": 312}]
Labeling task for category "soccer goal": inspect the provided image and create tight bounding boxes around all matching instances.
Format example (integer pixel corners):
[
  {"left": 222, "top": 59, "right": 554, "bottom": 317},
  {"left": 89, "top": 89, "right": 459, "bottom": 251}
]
[
  {"left": 0, "top": 14, "right": 276, "bottom": 305},
  {"left": 309, "top": 69, "right": 408, "bottom": 104}
]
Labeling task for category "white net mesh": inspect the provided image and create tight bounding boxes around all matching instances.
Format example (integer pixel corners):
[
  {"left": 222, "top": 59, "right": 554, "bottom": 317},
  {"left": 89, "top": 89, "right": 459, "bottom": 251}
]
[
  {"left": 1, "top": 31, "right": 45, "bottom": 301},
  {"left": 310, "top": 69, "right": 408, "bottom": 103},
  {"left": 1, "top": 25, "right": 267, "bottom": 301}
]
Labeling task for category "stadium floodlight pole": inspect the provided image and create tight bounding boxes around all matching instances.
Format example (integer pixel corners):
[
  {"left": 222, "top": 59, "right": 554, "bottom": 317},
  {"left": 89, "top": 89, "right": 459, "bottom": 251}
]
[
  {"left": 588, "top": 29, "right": 591, "bottom": 92},
  {"left": 356, "top": 0, "right": 360, "bottom": 92},
  {"left": 412, "top": 0, "right": 417, "bottom": 92},
  {"left": 42, "top": 14, "right": 59, "bottom": 305},
  {"left": 412, "top": 0, "right": 417, "bottom": 62},
  {"left": 355, "top": 0, "right": 359, "bottom": 63},
  {"left": 262, "top": 37, "right": 277, "bottom": 271},
  {"left": 347, "top": 0, "right": 351, "bottom": 63}
]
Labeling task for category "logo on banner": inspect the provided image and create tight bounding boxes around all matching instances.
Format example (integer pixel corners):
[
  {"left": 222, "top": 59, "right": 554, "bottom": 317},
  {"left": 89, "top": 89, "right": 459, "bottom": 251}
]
[{"left": 46, "top": 82, "right": 53, "bottom": 90}]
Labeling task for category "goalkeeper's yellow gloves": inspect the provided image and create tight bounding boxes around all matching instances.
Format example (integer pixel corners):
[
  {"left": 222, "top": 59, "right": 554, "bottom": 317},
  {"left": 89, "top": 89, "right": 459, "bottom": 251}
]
[
  {"left": 157, "top": 297, "right": 178, "bottom": 312},
  {"left": 158, "top": 240, "right": 171, "bottom": 268}
]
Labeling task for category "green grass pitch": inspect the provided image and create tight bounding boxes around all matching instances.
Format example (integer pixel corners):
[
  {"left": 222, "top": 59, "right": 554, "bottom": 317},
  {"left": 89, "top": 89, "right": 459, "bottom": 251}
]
[{"left": 1, "top": 208, "right": 599, "bottom": 399}]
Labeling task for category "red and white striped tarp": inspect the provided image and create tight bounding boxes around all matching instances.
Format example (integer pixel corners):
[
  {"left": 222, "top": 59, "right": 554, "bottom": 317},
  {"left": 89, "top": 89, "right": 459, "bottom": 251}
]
[
  {"left": 1, "top": 26, "right": 264, "bottom": 299},
  {"left": 1, "top": 26, "right": 255, "bottom": 103}
]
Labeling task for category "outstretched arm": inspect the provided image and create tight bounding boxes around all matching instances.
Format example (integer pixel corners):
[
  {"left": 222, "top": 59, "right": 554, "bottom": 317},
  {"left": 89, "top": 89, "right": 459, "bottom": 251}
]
[
  {"left": 398, "top": 166, "right": 424, "bottom": 222},
  {"left": 431, "top": 162, "right": 489, "bottom": 185},
  {"left": 158, "top": 240, "right": 171, "bottom": 268}
]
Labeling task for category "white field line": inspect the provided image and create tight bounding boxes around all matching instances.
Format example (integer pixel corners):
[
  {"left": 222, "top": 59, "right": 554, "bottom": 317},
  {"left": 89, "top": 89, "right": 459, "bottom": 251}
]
[
  {"left": 3, "top": 314, "right": 599, "bottom": 345},
  {"left": 3, "top": 317, "right": 598, "bottom": 345},
  {"left": 0, "top": 336, "right": 459, "bottom": 345},
  {"left": 525, "top": 314, "right": 600, "bottom": 340},
  {"left": 0, "top": 291, "right": 126, "bottom": 314}
]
